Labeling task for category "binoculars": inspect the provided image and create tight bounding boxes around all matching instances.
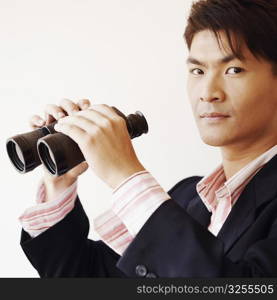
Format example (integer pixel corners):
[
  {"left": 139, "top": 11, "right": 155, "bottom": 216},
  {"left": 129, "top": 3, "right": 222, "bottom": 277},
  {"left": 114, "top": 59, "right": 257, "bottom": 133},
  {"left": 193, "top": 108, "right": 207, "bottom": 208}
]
[{"left": 6, "top": 106, "right": 148, "bottom": 176}]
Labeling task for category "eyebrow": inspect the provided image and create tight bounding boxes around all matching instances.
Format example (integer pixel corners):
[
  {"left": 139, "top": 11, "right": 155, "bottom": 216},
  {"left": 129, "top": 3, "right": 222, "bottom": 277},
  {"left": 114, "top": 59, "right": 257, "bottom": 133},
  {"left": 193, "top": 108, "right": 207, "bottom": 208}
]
[{"left": 186, "top": 54, "right": 242, "bottom": 67}]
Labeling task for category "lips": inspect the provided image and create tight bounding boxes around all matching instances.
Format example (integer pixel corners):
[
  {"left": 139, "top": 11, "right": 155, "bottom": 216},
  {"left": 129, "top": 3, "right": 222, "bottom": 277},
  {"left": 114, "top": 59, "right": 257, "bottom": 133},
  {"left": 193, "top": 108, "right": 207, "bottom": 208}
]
[{"left": 200, "top": 112, "right": 230, "bottom": 118}]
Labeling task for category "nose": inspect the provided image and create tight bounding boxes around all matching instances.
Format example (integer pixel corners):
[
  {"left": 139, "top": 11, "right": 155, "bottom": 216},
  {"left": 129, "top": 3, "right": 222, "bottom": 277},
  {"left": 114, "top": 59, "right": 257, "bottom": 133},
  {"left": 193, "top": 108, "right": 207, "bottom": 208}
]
[{"left": 199, "top": 76, "right": 225, "bottom": 103}]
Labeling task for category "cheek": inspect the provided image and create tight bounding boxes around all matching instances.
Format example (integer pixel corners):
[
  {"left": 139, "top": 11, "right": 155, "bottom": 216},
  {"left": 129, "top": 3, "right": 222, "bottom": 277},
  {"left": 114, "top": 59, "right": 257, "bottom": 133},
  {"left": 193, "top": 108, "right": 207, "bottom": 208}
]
[
  {"left": 225, "top": 80, "right": 258, "bottom": 116},
  {"left": 186, "top": 79, "right": 199, "bottom": 114},
  {"left": 229, "top": 88, "right": 274, "bottom": 130}
]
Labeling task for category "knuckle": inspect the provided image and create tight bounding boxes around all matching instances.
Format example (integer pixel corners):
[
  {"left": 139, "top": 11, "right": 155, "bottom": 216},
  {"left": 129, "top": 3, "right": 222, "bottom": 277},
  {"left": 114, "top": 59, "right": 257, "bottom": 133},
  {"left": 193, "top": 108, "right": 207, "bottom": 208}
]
[
  {"left": 102, "top": 103, "right": 109, "bottom": 108},
  {"left": 70, "top": 102, "right": 79, "bottom": 109},
  {"left": 60, "top": 98, "right": 74, "bottom": 107},
  {"left": 82, "top": 134, "right": 93, "bottom": 146},
  {"left": 115, "top": 116, "right": 125, "bottom": 124},
  {"left": 93, "top": 103, "right": 108, "bottom": 109},
  {"left": 110, "top": 116, "right": 124, "bottom": 127},
  {"left": 102, "top": 118, "right": 112, "bottom": 128},
  {"left": 78, "top": 98, "right": 90, "bottom": 105},
  {"left": 45, "top": 104, "right": 60, "bottom": 115},
  {"left": 93, "top": 125, "right": 102, "bottom": 136},
  {"left": 29, "top": 115, "right": 44, "bottom": 128},
  {"left": 86, "top": 126, "right": 100, "bottom": 139},
  {"left": 60, "top": 98, "right": 79, "bottom": 113}
]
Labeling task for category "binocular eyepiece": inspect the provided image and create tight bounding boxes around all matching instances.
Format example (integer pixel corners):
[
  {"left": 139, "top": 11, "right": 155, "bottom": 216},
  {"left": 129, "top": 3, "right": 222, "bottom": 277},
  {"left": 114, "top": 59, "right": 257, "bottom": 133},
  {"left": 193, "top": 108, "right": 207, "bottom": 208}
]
[{"left": 6, "top": 106, "right": 148, "bottom": 176}]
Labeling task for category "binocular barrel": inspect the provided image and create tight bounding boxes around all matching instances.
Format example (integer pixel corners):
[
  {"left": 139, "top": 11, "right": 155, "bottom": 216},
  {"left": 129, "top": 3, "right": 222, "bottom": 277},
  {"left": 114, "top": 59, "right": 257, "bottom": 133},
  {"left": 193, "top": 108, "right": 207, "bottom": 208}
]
[
  {"left": 6, "top": 123, "right": 57, "bottom": 173},
  {"left": 6, "top": 106, "right": 148, "bottom": 176}
]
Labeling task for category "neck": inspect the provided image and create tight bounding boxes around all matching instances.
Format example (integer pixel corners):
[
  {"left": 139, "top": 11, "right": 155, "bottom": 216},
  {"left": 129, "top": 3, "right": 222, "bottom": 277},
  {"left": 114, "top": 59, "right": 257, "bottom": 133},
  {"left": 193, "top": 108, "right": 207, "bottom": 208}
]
[{"left": 220, "top": 140, "right": 276, "bottom": 180}]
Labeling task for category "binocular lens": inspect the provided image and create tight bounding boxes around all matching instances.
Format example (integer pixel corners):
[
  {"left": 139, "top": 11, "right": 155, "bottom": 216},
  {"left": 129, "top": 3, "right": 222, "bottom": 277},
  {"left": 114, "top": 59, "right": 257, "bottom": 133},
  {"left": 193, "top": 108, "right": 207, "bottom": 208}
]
[
  {"left": 16, "top": 144, "right": 25, "bottom": 164},
  {"left": 6, "top": 124, "right": 56, "bottom": 174},
  {"left": 37, "top": 132, "right": 86, "bottom": 176},
  {"left": 37, "top": 142, "right": 57, "bottom": 175},
  {"left": 6, "top": 140, "right": 25, "bottom": 172}
]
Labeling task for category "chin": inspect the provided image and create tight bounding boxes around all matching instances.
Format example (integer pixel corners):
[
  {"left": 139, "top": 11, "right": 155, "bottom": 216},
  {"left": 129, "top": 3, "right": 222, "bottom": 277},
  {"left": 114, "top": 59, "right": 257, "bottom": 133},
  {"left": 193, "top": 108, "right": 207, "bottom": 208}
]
[{"left": 199, "top": 133, "right": 229, "bottom": 147}]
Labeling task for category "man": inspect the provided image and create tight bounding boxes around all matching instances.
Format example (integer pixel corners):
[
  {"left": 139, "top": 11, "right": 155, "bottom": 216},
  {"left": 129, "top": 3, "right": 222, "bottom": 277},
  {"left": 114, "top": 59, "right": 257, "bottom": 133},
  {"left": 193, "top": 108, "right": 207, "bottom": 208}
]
[{"left": 20, "top": 0, "right": 277, "bottom": 277}]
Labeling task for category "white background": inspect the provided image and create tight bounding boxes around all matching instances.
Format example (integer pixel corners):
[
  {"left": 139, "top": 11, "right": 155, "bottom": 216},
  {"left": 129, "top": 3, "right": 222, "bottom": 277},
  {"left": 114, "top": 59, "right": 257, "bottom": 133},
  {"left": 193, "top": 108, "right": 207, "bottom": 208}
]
[{"left": 0, "top": 0, "right": 221, "bottom": 277}]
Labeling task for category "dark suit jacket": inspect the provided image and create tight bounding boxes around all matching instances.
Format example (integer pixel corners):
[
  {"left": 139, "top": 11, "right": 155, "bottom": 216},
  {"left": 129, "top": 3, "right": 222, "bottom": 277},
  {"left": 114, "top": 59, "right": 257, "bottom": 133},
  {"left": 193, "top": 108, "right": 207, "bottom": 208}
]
[{"left": 20, "top": 154, "right": 277, "bottom": 277}]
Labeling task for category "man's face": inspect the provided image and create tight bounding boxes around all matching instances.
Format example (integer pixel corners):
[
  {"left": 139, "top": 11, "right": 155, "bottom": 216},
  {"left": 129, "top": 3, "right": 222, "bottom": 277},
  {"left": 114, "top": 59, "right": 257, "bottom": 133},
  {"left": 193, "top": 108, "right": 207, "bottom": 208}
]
[{"left": 186, "top": 29, "right": 277, "bottom": 148}]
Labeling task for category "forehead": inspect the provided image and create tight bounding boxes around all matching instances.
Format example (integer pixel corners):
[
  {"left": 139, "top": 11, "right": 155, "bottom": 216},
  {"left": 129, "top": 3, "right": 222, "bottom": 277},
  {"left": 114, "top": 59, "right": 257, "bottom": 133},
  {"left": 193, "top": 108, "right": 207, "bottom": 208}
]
[{"left": 189, "top": 30, "right": 254, "bottom": 64}]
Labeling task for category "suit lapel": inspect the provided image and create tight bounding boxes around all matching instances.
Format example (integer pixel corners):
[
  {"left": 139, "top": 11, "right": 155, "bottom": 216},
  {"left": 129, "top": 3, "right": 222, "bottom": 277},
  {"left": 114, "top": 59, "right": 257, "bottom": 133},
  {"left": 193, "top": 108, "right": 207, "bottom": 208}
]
[
  {"left": 217, "top": 154, "right": 277, "bottom": 253},
  {"left": 185, "top": 154, "right": 277, "bottom": 254},
  {"left": 216, "top": 180, "right": 256, "bottom": 253},
  {"left": 186, "top": 194, "right": 212, "bottom": 228}
]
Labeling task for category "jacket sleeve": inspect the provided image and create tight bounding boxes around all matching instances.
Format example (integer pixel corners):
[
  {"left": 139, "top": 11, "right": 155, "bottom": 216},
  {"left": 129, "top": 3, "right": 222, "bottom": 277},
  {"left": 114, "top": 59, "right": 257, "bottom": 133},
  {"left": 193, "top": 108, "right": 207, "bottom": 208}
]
[
  {"left": 116, "top": 182, "right": 277, "bottom": 278},
  {"left": 20, "top": 196, "right": 126, "bottom": 277}
]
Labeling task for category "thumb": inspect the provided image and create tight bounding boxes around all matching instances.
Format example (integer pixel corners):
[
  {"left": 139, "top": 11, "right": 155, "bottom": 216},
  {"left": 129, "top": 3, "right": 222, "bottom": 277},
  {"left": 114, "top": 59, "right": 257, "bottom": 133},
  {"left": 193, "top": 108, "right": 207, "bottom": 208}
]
[{"left": 67, "top": 161, "right": 89, "bottom": 178}]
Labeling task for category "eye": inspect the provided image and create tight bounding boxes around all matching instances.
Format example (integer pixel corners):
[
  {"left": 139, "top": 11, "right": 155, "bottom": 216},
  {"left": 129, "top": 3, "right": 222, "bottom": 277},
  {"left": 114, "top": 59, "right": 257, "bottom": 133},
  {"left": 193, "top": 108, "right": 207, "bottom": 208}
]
[
  {"left": 226, "top": 67, "right": 244, "bottom": 75},
  {"left": 189, "top": 68, "right": 204, "bottom": 75}
]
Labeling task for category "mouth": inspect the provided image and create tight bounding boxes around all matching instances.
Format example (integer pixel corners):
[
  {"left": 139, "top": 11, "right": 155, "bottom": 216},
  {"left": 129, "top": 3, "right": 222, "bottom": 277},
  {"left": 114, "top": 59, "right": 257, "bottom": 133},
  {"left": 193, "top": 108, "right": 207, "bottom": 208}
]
[
  {"left": 200, "top": 112, "right": 230, "bottom": 118},
  {"left": 199, "top": 112, "right": 230, "bottom": 123}
]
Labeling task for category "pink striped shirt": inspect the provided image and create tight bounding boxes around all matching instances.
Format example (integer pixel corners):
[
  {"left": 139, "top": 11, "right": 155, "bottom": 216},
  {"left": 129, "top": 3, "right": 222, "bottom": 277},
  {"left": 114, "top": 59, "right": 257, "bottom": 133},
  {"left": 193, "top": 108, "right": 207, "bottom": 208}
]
[
  {"left": 197, "top": 145, "right": 277, "bottom": 235},
  {"left": 19, "top": 145, "right": 277, "bottom": 256},
  {"left": 19, "top": 180, "right": 78, "bottom": 238}
]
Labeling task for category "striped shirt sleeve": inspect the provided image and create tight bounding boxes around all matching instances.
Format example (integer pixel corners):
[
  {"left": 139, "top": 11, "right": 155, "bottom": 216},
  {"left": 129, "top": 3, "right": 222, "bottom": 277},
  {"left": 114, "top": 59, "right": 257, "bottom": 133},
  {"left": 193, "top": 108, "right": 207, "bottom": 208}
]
[
  {"left": 18, "top": 180, "right": 78, "bottom": 238},
  {"left": 93, "top": 209, "right": 134, "bottom": 255},
  {"left": 93, "top": 170, "right": 171, "bottom": 255}
]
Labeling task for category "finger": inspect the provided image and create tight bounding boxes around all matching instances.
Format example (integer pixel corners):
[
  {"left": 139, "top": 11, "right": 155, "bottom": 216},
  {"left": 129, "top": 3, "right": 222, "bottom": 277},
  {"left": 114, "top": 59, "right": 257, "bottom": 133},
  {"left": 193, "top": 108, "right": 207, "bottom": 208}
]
[
  {"left": 54, "top": 122, "right": 88, "bottom": 147},
  {"left": 57, "top": 115, "right": 100, "bottom": 136},
  {"left": 77, "top": 99, "right": 91, "bottom": 110},
  {"left": 77, "top": 107, "right": 123, "bottom": 128},
  {"left": 67, "top": 161, "right": 89, "bottom": 178},
  {"left": 44, "top": 112, "right": 56, "bottom": 125},
  {"left": 90, "top": 104, "right": 119, "bottom": 119},
  {"left": 59, "top": 98, "right": 80, "bottom": 116},
  {"left": 45, "top": 104, "right": 67, "bottom": 121},
  {"left": 29, "top": 115, "right": 46, "bottom": 129}
]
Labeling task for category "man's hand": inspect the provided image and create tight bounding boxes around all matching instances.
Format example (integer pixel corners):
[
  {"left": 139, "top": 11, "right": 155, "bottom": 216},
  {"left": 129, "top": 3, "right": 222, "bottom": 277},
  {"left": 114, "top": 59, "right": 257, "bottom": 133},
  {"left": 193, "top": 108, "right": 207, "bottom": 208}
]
[
  {"left": 29, "top": 98, "right": 91, "bottom": 202},
  {"left": 54, "top": 104, "right": 146, "bottom": 189}
]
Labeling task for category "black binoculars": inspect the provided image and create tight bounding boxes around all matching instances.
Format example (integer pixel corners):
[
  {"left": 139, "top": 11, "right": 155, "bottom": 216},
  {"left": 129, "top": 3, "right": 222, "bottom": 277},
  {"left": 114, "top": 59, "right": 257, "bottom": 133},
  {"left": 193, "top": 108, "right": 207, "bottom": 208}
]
[{"left": 6, "top": 106, "right": 148, "bottom": 176}]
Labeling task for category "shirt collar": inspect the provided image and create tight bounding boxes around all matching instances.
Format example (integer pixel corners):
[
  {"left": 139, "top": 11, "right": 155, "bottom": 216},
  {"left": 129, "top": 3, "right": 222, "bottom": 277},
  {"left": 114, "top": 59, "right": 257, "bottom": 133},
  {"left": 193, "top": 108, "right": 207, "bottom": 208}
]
[{"left": 196, "top": 144, "right": 277, "bottom": 212}]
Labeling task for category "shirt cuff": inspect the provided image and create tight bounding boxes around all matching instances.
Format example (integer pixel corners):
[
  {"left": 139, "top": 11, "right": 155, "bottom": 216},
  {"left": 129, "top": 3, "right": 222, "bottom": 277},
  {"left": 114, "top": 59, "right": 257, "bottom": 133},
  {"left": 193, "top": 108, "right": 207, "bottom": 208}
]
[
  {"left": 111, "top": 170, "right": 171, "bottom": 237},
  {"left": 93, "top": 170, "right": 170, "bottom": 255},
  {"left": 93, "top": 209, "right": 134, "bottom": 256},
  {"left": 18, "top": 179, "right": 78, "bottom": 238}
]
